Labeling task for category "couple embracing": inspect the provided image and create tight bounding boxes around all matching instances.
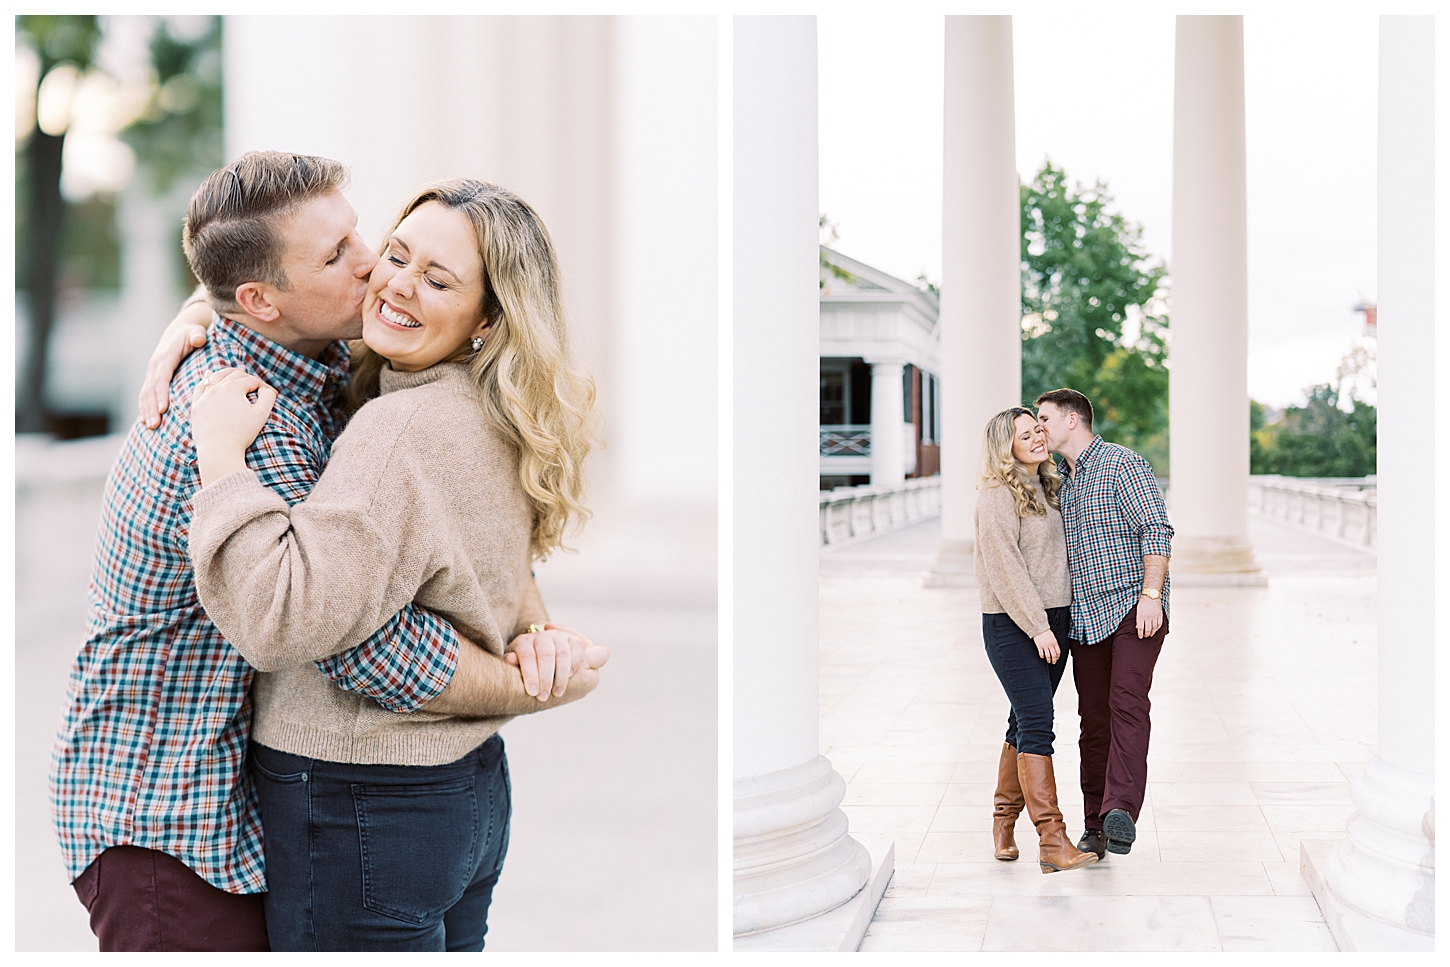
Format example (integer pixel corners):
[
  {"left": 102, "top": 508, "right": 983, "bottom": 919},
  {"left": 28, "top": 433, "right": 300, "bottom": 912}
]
[
  {"left": 974, "top": 389, "right": 1173, "bottom": 873},
  {"left": 50, "top": 151, "right": 606, "bottom": 951}
]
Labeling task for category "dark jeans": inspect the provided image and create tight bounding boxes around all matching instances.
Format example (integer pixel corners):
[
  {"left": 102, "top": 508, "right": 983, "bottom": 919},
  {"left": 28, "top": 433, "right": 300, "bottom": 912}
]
[
  {"left": 72, "top": 845, "right": 269, "bottom": 951},
  {"left": 251, "top": 734, "right": 511, "bottom": 951},
  {"left": 1073, "top": 604, "right": 1168, "bottom": 829},
  {"left": 982, "top": 606, "right": 1072, "bottom": 756}
]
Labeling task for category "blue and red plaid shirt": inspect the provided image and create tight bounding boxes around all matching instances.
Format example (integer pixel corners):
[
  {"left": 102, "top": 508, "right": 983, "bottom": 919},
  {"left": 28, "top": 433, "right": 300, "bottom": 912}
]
[
  {"left": 1058, "top": 436, "right": 1174, "bottom": 645},
  {"left": 50, "top": 316, "right": 461, "bottom": 894}
]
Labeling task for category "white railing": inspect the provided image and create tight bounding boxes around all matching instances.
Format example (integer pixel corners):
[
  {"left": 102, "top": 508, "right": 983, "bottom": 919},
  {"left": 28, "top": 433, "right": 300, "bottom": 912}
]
[
  {"left": 820, "top": 424, "right": 871, "bottom": 456},
  {"left": 1248, "top": 475, "right": 1377, "bottom": 550},
  {"left": 819, "top": 475, "right": 941, "bottom": 546}
]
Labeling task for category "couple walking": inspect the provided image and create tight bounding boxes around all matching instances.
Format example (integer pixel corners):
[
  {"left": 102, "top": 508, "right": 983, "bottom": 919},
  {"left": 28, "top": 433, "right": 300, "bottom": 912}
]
[
  {"left": 974, "top": 389, "right": 1172, "bottom": 873},
  {"left": 50, "top": 151, "right": 606, "bottom": 951}
]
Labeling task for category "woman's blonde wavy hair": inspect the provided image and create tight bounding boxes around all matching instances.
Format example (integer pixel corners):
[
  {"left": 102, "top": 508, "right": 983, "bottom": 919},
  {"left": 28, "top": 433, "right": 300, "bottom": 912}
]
[
  {"left": 345, "top": 179, "right": 598, "bottom": 559},
  {"left": 978, "top": 406, "right": 1063, "bottom": 517}
]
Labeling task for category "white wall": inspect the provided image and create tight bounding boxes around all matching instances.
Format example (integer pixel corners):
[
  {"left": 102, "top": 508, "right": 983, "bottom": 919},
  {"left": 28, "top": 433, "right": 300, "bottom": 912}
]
[{"left": 612, "top": 16, "right": 717, "bottom": 504}]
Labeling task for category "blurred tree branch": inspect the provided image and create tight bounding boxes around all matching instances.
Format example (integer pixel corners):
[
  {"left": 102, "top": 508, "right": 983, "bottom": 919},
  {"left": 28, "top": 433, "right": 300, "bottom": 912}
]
[{"left": 16, "top": 15, "right": 100, "bottom": 433}]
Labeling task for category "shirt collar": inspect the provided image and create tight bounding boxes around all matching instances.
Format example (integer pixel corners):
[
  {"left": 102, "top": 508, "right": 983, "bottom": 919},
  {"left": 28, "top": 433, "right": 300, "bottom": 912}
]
[
  {"left": 1068, "top": 435, "right": 1105, "bottom": 476},
  {"left": 210, "top": 314, "right": 350, "bottom": 404}
]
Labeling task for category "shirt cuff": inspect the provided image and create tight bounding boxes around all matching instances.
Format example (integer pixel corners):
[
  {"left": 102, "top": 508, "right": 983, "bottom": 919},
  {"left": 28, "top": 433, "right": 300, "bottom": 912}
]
[{"left": 1141, "top": 529, "right": 1173, "bottom": 558}]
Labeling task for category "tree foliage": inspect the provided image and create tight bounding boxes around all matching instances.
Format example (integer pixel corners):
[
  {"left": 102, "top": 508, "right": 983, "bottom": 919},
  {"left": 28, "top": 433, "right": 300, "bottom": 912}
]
[
  {"left": 122, "top": 17, "right": 224, "bottom": 195},
  {"left": 1251, "top": 388, "right": 1376, "bottom": 477},
  {"left": 1019, "top": 161, "right": 1170, "bottom": 472},
  {"left": 17, "top": 14, "right": 99, "bottom": 75}
]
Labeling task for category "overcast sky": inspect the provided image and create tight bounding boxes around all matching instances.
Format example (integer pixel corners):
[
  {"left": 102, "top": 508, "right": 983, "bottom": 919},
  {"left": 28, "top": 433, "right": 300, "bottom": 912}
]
[{"left": 819, "top": 11, "right": 1380, "bottom": 407}]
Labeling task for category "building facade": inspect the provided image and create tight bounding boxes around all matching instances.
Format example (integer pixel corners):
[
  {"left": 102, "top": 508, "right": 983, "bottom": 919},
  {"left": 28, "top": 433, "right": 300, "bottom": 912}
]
[{"left": 819, "top": 247, "right": 941, "bottom": 490}]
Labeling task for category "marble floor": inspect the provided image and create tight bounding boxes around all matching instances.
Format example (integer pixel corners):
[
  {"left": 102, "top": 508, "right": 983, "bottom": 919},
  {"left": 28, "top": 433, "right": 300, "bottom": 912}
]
[
  {"left": 14, "top": 435, "right": 717, "bottom": 952},
  {"left": 820, "top": 514, "right": 1376, "bottom": 952}
]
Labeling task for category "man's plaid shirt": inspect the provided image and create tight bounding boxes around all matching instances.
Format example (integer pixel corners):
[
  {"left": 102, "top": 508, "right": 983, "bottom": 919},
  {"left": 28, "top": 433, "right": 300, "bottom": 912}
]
[
  {"left": 1058, "top": 436, "right": 1174, "bottom": 646},
  {"left": 50, "top": 316, "right": 462, "bottom": 894}
]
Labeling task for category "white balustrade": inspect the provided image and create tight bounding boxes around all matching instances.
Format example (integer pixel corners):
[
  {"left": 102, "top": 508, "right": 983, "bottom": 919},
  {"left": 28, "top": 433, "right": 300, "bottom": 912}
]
[
  {"left": 819, "top": 475, "right": 942, "bottom": 547},
  {"left": 1248, "top": 475, "right": 1377, "bottom": 550},
  {"left": 819, "top": 425, "right": 871, "bottom": 456}
]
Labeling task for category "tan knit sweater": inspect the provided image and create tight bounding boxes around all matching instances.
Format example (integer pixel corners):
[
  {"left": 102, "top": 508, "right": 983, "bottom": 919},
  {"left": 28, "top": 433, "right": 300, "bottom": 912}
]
[
  {"left": 974, "top": 478, "right": 1072, "bottom": 638},
  {"left": 188, "top": 362, "right": 534, "bottom": 766}
]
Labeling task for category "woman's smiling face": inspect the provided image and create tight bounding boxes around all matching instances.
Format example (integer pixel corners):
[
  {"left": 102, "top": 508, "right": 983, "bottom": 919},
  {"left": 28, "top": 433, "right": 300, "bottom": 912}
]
[
  {"left": 362, "top": 201, "right": 488, "bottom": 372},
  {"left": 1010, "top": 412, "right": 1049, "bottom": 468}
]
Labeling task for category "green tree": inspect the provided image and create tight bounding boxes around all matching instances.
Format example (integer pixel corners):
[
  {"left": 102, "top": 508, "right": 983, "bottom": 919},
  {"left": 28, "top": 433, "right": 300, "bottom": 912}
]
[
  {"left": 1252, "top": 387, "right": 1376, "bottom": 477},
  {"left": 1019, "top": 161, "right": 1170, "bottom": 472},
  {"left": 122, "top": 17, "right": 223, "bottom": 196}
]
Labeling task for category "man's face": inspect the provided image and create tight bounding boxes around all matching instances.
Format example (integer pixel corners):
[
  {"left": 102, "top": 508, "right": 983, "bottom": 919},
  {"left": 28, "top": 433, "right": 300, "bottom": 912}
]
[
  {"left": 1036, "top": 401, "right": 1072, "bottom": 451},
  {"left": 268, "top": 191, "right": 378, "bottom": 342}
]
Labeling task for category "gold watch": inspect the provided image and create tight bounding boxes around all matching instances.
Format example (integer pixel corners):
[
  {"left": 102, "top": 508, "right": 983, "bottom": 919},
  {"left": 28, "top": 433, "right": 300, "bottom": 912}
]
[{"left": 1140, "top": 587, "right": 1161, "bottom": 601}]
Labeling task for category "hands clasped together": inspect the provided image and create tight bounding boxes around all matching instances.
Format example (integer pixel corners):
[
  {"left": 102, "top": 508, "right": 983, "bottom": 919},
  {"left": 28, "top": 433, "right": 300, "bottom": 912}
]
[{"left": 505, "top": 624, "right": 610, "bottom": 703}]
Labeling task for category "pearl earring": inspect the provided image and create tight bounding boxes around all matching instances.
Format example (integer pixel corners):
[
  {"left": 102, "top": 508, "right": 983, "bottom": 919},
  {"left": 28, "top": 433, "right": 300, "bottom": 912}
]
[{"left": 471, "top": 335, "right": 484, "bottom": 352}]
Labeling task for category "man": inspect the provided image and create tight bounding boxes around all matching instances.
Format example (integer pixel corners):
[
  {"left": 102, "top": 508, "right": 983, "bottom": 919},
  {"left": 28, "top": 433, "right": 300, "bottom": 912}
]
[
  {"left": 50, "top": 151, "right": 603, "bottom": 951},
  {"left": 1035, "top": 388, "right": 1172, "bottom": 859}
]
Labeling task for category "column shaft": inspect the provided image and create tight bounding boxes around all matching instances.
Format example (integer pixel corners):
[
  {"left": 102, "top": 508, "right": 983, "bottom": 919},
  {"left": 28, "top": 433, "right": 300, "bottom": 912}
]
[
  {"left": 732, "top": 15, "right": 869, "bottom": 938},
  {"left": 928, "top": 14, "right": 1020, "bottom": 587},
  {"left": 1167, "top": 16, "right": 1262, "bottom": 582},
  {"left": 1314, "top": 16, "right": 1435, "bottom": 950},
  {"left": 868, "top": 360, "right": 907, "bottom": 485}
]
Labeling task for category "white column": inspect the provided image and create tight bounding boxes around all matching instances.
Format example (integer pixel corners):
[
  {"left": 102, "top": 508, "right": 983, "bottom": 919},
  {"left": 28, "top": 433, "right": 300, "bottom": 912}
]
[
  {"left": 1309, "top": 16, "right": 1435, "bottom": 952},
  {"left": 1167, "top": 16, "right": 1263, "bottom": 584},
  {"left": 867, "top": 359, "right": 906, "bottom": 485},
  {"left": 113, "top": 180, "right": 184, "bottom": 430},
  {"left": 732, "top": 16, "right": 870, "bottom": 939},
  {"left": 927, "top": 15, "right": 1021, "bottom": 587}
]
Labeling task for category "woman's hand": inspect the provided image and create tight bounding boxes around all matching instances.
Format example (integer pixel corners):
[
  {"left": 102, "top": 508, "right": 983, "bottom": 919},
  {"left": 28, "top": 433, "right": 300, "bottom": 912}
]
[
  {"left": 140, "top": 297, "right": 214, "bottom": 429},
  {"left": 505, "top": 623, "right": 595, "bottom": 700},
  {"left": 191, "top": 368, "right": 277, "bottom": 487},
  {"left": 1032, "top": 629, "right": 1061, "bottom": 664}
]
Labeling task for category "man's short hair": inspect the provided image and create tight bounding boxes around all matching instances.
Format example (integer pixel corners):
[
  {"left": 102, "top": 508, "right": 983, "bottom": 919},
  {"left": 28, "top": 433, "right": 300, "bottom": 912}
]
[
  {"left": 1035, "top": 388, "right": 1094, "bottom": 430},
  {"left": 182, "top": 151, "right": 350, "bottom": 311}
]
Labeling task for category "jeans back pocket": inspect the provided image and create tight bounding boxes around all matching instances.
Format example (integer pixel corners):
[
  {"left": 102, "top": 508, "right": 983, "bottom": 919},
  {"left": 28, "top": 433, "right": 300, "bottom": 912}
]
[{"left": 353, "top": 776, "right": 480, "bottom": 924}]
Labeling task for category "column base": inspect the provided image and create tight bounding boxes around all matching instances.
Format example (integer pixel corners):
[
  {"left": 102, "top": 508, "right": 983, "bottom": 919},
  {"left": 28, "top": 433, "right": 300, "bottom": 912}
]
[
  {"left": 1302, "top": 839, "right": 1434, "bottom": 951},
  {"left": 734, "top": 836, "right": 894, "bottom": 951},
  {"left": 1170, "top": 535, "right": 1268, "bottom": 587},
  {"left": 734, "top": 756, "right": 873, "bottom": 936},
  {"left": 923, "top": 538, "right": 976, "bottom": 587},
  {"left": 1299, "top": 756, "right": 1435, "bottom": 951}
]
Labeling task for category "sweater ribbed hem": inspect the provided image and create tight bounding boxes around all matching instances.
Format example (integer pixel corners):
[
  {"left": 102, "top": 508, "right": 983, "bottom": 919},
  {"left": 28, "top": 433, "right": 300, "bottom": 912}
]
[{"left": 252, "top": 716, "right": 511, "bottom": 767}]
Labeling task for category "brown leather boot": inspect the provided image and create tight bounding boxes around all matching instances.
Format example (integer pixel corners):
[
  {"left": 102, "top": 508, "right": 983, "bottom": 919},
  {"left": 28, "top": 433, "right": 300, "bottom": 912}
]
[
  {"left": 1017, "top": 753, "right": 1099, "bottom": 874},
  {"left": 992, "top": 742, "right": 1024, "bottom": 860}
]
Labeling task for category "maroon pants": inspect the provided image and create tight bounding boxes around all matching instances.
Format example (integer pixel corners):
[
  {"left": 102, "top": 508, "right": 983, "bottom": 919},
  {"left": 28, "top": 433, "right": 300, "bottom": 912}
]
[
  {"left": 72, "top": 846, "right": 269, "bottom": 951},
  {"left": 1072, "top": 604, "right": 1167, "bottom": 830}
]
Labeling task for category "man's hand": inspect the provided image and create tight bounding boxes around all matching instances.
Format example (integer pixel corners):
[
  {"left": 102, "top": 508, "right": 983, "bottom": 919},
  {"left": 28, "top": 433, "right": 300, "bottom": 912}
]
[
  {"left": 422, "top": 639, "right": 609, "bottom": 718},
  {"left": 140, "top": 298, "right": 213, "bottom": 429},
  {"left": 1032, "top": 629, "right": 1061, "bottom": 664},
  {"left": 1137, "top": 553, "right": 1169, "bottom": 639},
  {"left": 1136, "top": 596, "right": 1164, "bottom": 639},
  {"left": 505, "top": 622, "right": 595, "bottom": 700}
]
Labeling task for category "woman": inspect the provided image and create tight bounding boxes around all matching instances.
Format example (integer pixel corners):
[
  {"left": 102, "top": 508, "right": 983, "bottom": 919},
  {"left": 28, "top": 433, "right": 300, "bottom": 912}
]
[
  {"left": 185, "top": 180, "right": 600, "bottom": 948},
  {"left": 974, "top": 407, "right": 1097, "bottom": 874}
]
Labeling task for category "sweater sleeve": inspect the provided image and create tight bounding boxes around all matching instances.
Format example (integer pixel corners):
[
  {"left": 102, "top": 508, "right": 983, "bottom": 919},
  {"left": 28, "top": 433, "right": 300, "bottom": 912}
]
[
  {"left": 975, "top": 485, "right": 1052, "bottom": 638},
  {"left": 188, "top": 401, "right": 445, "bottom": 673}
]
